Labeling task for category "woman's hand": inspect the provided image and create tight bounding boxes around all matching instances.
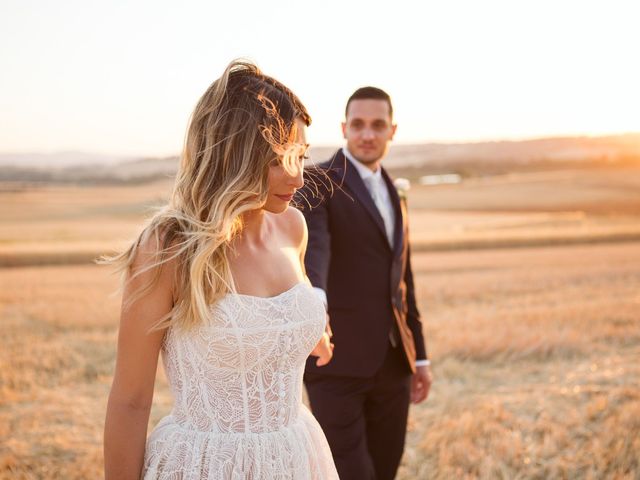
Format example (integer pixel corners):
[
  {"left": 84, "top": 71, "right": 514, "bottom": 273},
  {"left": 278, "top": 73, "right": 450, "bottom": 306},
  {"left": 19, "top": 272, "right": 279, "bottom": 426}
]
[{"left": 310, "top": 314, "right": 334, "bottom": 366}]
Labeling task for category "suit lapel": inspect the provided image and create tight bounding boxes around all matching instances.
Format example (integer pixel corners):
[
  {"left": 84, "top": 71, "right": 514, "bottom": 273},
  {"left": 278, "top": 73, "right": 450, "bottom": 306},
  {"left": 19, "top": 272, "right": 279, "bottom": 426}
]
[
  {"left": 382, "top": 167, "right": 405, "bottom": 258},
  {"left": 338, "top": 152, "right": 389, "bottom": 246}
]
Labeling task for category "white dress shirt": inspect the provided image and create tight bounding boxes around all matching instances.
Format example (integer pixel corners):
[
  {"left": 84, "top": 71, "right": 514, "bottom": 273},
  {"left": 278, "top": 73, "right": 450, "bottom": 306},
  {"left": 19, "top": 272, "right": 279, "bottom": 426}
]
[{"left": 343, "top": 148, "right": 395, "bottom": 248}]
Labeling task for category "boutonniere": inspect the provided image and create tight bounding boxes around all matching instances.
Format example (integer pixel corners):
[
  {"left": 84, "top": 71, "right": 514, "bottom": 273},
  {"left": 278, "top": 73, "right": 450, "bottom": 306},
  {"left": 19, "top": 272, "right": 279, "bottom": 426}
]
[{"left": 394, "top": 178, "right": 410, "bottom": 200}]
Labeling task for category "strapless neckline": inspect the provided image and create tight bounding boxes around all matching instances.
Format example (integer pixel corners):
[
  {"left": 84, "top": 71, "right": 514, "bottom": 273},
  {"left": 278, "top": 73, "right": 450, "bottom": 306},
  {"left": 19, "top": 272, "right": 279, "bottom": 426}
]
[{"left": 228, "top": 281, "right": 308, "bottom": 301}]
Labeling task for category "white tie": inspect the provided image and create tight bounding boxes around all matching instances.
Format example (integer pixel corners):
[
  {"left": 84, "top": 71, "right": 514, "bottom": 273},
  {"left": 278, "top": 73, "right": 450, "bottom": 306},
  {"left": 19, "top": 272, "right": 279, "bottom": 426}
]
[{"left": 364, "top": 176, "right": 394, "bottom": 248}]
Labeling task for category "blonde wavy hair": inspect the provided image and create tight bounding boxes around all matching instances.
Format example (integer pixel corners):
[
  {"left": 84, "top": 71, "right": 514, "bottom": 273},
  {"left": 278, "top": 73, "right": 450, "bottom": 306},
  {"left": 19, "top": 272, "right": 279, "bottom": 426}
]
[{"left": 106, "top": 60, "right": 311, "bottom": 330}]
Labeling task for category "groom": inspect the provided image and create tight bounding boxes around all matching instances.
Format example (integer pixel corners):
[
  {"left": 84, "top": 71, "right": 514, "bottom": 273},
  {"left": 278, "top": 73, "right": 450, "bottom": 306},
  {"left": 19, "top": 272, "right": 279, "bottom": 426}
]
[{"left": 300, "top": 87, "right": 432, "bottom": 480}]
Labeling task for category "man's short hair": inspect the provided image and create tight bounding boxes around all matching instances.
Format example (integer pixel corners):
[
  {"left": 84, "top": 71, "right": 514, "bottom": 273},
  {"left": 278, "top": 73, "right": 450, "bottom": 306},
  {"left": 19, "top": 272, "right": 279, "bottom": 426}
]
[{"left": 345, "top": 86, "right": 393, "bottom": 119}]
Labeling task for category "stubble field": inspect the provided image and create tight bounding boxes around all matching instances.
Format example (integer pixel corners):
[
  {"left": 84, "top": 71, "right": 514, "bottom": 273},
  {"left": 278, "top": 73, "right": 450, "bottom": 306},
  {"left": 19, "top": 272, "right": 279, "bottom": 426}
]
[{"left": 1, "top": 165, "right": 639, "bottom": 479}]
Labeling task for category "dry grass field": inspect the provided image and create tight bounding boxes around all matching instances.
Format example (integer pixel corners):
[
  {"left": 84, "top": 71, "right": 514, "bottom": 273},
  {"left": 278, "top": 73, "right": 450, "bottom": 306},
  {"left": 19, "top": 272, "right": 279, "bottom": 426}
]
[
  {"left": 401, "top": 243, "right": 640, "bottom": 479},
  {"left": 1, "top": 165, "right": 639, "bottom": 479}
]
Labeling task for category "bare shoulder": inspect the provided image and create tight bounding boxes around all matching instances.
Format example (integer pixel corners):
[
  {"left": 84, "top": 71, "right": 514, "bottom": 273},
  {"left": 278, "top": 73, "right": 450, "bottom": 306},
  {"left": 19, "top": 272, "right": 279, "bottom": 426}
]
[
  {"left": 126, "top": 228, "right": 179, "bottom": 305},
  {"left": 274, "top": 206, "right": 307, "bottom": 249},
  {"left": 134, "top": 229, "right": 177, "bottom": 271}
]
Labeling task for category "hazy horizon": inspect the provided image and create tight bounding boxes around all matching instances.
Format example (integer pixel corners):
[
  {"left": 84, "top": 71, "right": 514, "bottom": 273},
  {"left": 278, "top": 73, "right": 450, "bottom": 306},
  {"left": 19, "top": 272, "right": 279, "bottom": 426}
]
[{"left": 1, "top": 131, "right": 639, "bottom": 162}]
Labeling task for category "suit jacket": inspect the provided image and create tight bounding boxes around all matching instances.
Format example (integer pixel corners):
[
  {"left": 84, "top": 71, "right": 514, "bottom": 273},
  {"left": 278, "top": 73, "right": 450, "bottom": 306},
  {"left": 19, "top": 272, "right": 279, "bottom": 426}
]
[{"left": 298, "top": 149, "right": 427, "bottom": 377}]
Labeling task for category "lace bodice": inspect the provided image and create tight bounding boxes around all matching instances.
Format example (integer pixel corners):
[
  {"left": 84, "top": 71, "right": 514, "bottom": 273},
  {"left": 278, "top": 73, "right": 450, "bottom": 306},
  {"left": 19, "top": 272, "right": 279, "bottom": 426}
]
[
  {"left": 143, "top": 282, "right": 338, "bottom": 479},
  {"left": 160, "top": 282, "right": 326, "bottom": 434}
]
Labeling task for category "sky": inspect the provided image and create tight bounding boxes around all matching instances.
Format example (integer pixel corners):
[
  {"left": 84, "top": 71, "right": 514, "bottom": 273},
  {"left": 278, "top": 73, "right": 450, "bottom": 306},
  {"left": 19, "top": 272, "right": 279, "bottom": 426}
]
[{"left": 0, "top": 0, "right": 638, "bottom": 157}]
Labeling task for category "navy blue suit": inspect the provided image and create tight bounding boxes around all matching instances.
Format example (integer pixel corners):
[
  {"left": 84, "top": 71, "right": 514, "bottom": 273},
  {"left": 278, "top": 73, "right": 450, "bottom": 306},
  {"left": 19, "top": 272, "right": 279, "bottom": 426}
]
[{"left": 298, "top": 150, "right": 427, "bottom": 479}]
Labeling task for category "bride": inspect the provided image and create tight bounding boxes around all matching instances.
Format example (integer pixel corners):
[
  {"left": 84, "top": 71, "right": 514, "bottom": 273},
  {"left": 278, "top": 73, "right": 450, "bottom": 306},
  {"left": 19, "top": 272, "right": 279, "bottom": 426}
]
[{"left": 103, "top": 60, "right": 338, "bottom": 479}]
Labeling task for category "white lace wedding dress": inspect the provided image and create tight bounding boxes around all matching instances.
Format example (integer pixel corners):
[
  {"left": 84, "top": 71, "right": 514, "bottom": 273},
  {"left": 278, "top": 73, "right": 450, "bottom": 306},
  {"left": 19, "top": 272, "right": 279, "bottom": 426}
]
[{"left": 142, "top": 282, "right": 338, "bottom": 479}]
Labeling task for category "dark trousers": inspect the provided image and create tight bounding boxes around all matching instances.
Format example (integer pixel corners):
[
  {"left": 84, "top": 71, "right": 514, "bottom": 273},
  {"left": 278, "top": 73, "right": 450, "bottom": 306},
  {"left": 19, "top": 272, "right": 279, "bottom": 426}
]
[{"left": 304, "top": 344, "right": 412, "bottom": 480}]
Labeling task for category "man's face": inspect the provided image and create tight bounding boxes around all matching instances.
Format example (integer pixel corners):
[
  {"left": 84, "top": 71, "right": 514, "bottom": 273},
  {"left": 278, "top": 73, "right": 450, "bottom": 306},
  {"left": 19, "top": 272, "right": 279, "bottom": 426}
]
[{"left": 342, "top": 99, "right": 397, "bottom": 169}]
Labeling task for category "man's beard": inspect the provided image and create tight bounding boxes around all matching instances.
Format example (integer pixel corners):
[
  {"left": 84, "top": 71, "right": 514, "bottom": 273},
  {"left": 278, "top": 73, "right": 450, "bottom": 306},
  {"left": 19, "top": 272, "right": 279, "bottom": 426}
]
[{"left": 353, "top": 148, "right": 384, "bottom": 165}]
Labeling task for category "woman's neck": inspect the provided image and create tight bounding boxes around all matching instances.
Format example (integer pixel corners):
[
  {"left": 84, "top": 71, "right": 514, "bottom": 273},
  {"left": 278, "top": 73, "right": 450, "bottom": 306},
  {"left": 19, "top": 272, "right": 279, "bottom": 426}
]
[{"left": 238, "top": 208, "right": 270, "bottom": 246}]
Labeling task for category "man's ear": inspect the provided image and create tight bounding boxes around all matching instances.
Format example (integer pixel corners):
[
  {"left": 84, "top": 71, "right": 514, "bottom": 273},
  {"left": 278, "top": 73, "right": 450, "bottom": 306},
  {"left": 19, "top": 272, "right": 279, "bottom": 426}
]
[
  {"left": 341, "top": 122, "right": 347, "bottom": 139},
  {"left": 390, "top": 123, "right": 398, "bottom": 140}
]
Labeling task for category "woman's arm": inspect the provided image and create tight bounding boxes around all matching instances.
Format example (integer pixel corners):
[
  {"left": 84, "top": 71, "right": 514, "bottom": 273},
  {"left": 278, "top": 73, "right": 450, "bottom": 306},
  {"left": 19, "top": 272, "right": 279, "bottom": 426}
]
[
  {"left": 104, "top": 236, "right": 176, "bottom": 479},
  {"left": 296, "top": 175, "right": 332, "bottom": 292},
  {"left": 289, "top": 207, "right": 334, "bottom": 366}
]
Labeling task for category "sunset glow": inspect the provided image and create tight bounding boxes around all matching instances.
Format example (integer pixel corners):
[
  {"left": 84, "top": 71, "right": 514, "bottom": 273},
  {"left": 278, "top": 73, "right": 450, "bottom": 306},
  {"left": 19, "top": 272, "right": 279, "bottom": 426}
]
[{"left": 1, "top": 0, "right": 638, "bottom": 157}]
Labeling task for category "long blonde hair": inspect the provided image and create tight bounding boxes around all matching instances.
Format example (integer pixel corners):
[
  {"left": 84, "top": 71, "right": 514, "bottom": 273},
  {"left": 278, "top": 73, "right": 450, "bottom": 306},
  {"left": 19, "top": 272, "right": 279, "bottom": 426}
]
[{"left": 106, "top": 60, "right": 311, "bottom": 330}]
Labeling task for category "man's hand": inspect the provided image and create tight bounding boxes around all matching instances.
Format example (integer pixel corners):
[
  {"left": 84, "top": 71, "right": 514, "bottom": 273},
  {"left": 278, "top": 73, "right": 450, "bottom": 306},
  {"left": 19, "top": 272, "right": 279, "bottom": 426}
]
[
  {"left": 310, "top": 314, "right": 334, "bottom": 366},
  {"left": 411, "top": 364, "right": 432, "bottom": 404}
]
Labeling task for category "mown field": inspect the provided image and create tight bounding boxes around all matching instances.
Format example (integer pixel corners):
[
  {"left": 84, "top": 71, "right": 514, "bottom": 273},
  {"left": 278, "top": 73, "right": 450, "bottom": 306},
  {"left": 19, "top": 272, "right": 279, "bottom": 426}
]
[{"left": 1, "top": 165, "right": 639, "bottom": 479}]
